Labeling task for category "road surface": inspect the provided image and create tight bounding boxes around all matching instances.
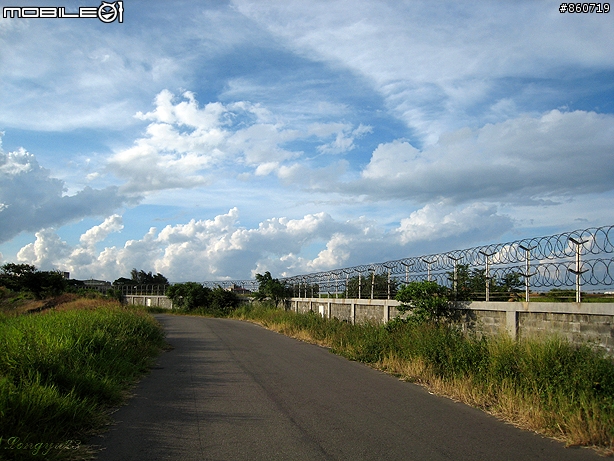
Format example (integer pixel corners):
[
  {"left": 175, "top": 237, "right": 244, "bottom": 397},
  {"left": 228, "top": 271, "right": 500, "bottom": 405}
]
[{"left": 89, "top": 315, "right": 601, "bottom": 460}]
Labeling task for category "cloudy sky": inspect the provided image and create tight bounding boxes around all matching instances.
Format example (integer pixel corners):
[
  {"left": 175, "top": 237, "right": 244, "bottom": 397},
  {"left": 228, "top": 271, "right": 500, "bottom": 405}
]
[{"left": 1, "top": 0, "right": 613, "bottom": 282}]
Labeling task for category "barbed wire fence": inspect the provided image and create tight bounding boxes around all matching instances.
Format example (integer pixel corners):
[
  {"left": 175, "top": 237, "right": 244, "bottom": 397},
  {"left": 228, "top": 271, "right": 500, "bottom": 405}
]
[{"left": 201, "top": 225, "right": 614, "bottom": 302}]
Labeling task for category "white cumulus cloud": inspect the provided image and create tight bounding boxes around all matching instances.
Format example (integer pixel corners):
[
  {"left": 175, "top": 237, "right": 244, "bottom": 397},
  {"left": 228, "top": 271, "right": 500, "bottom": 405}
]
[
  {"left": 14, "top": 204, "right": 513, "bottom": 281},
  {"left": 108, "top": 90, "right": 372, "bottom": 193}
]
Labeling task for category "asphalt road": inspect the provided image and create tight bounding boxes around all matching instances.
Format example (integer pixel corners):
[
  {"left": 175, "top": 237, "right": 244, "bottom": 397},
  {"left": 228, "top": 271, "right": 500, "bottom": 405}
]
[{"left": 89, "top": 315, "right": 602, "bottom": 460}]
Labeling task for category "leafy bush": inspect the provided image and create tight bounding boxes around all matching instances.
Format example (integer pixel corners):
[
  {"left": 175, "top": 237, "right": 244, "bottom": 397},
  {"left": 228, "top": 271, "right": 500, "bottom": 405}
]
[
  {"left": 166, "top": 283, "right": 240, "bottom": 313},
  {"left": 166, "top": 282, "right": 212, "bottom": 311},
  {"left": 395, "top": 280, "right": 456, "bottom": 323},
  {"left": 210, "top": 287, "right": 240, "bottom": 314}
]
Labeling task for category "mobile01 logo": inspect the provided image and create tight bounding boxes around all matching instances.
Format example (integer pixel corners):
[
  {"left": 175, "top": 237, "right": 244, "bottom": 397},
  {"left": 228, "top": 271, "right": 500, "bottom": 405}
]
[{"left": 3, "top": 1, "right": 124, "bottom": 23}]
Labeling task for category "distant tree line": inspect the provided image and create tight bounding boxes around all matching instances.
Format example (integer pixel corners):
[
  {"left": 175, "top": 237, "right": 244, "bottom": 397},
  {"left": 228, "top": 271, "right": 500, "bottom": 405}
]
[
  {"left": 0, "top": 263, "right": 67, "bottom": 299},
  {"left": 0, "top": 264, "right": 172, "bottom": 301}
]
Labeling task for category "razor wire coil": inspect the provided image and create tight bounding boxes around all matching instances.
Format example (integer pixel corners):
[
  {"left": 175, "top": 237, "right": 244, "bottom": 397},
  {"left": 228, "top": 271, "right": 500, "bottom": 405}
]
[{"left": 198, "top": 225, "right": 614, "bottom": 297}]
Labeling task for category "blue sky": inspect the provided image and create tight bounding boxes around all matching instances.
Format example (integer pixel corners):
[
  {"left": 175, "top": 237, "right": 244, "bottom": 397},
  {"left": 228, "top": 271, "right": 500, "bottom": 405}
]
[{"left": 1, "top": 0, "right": 614, "bottom": 282}]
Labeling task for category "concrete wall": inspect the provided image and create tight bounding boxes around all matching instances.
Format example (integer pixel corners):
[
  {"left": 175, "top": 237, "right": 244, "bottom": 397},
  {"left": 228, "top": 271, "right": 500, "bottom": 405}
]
[
  {"left": 289, "top": 298, "right": 403, "bottom": 324},
  {"left": 124, "top": 295, "right": 173, "bottom": 309},
  {"left": 120, "top": 294, "right": 614, "bottom": 353},
  {"left": 289, "top": 298, "right": 614, "bottom": 355}
]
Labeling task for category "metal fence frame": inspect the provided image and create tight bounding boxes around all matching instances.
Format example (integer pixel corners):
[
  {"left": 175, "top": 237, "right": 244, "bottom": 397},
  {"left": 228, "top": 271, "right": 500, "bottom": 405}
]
[{"left": 115, "top": 284, "right": 169, "bottom": 296}]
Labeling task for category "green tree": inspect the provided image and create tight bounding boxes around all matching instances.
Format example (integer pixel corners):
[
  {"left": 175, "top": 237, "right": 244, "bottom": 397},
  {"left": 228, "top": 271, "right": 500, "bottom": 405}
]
[
  {"left": 129, "top": 268, "right": 169, "bottom": 285},
  {"left": 0, "top": 263, "right": 37, "bottom": 292},
  {"left": 255, "top": 272, "right": 291, "bottom": 307},
  {"left": 26, "top": 271, "right": 68, "bottom": 299},
  {"left": 210, "top": 287, "right": 240, "bottom": 314},
  {"left": 395, "top": 280, "right": 453, "bottom": 323},
  {"left": 447, "top": 264, "right": 522, "bottom": 301},
  {"left": 496, "top": 272, "right": 523, "bottom": 300},
  {"left": 345, "top": 274, "right": 398, "bottom": 299},
  {"left": 166, "top": 282, "right": 212, "bottom": 310},
  {"left": 113, "top": 270, "right": 169, "bottom": 294},
  {"left": 447, "top": 265, "right": 489, "bottom": 301},
  {"left": 112, "top": 277, "right": 133, "bottom": 286}
]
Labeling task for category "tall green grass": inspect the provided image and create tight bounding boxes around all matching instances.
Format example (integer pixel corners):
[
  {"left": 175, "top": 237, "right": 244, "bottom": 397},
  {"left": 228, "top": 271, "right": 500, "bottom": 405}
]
[
  {"left": 231, "top": 303, "right": 614, "bottom": 452},
  {"left": 0, "top": 307, "right": 165, "bottom": 460}
]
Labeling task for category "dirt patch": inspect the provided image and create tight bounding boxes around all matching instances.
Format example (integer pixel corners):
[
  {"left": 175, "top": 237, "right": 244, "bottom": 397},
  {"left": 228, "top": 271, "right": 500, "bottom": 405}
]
[{"left": 0, "top": 292, "right": 115, "bottom": 316}]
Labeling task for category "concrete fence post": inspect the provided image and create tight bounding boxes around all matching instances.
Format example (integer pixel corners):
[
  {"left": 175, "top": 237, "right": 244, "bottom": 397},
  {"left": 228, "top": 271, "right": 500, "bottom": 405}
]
[
  {"left": 422, "top": 258, "right": 435, "bottom": 282},
  {"left": 448, "top": 256, "right": 462, "bottom": 300},
  {"left": 506, "top": 309, "right": 518, "bottom": 340},
  {"left": 569, "top": 237, "right": 589, "bottom": 303},
  {"left": 479, "top": 251, "right": 495, "bottom": 301},
  {"left": 358, "top": 273, "right": 362, "bottom": 299}
]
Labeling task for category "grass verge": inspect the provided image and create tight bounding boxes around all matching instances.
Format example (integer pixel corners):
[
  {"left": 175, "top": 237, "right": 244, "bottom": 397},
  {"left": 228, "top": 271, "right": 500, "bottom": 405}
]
[
  {"left": 0, "top": 302, "right": 165, "bottom": 460},
  {"left": 230, "top": 303, "right": 614, "bottom": 454}
]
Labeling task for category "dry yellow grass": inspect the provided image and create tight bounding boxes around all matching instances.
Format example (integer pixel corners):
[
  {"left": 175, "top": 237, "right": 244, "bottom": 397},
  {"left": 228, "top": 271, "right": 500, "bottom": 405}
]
[
  {"left": 0, "top": 292, "right": 123, "bottom": 318},
  {"left": 372, "top": 353, "right": 613, "bottom": 455},
  {"left": 51, "top": 297, "right": 121, "bottom": 312}
]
